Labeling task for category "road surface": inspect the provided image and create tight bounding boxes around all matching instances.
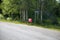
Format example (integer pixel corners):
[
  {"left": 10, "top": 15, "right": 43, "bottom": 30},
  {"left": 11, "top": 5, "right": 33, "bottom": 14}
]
[{"left": 0, "top": 22, "right": 60, "bottom": 40}]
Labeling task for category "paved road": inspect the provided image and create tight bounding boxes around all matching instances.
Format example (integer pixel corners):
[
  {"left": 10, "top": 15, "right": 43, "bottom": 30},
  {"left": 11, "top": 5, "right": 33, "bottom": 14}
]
[{"left": 0, "top": 22, "right": 60, "bottom": 40}]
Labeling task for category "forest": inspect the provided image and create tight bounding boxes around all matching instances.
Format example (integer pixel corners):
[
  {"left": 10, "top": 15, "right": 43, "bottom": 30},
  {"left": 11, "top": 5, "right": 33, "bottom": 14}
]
[{"left": 0, "top": 0, "right": 60, "bottom": 29}]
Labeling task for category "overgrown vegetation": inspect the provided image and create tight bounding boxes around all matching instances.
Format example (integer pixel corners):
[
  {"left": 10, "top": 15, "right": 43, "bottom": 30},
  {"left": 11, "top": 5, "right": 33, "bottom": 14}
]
[{"left": 0, "top": 0, "right": 60, "bottom": 30}]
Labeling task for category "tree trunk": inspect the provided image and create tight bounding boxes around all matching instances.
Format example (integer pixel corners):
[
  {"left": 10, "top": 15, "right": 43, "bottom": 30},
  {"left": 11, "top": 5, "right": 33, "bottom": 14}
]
[{"left": 25, "top": 10, "right": 28, "bottom": 22}]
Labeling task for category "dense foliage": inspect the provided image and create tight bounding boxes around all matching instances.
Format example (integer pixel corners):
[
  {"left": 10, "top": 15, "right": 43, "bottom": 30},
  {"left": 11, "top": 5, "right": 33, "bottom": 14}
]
[{"left": 0, "top": 0, "right": 60, "bottom": 25}]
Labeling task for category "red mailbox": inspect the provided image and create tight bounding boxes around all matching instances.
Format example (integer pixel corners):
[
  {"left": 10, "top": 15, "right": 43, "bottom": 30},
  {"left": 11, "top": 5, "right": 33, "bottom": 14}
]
[{"left": 28, "top": 18, "right": 32, "bottom": 23}]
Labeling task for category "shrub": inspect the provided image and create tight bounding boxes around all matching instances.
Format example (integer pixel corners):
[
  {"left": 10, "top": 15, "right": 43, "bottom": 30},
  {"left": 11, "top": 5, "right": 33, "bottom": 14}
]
[
  {"left": 0, "top": 14, "right": 4, "bottom": 19},
  {"left": 7, "top": 17, "right": 12, "bottom": 21}
]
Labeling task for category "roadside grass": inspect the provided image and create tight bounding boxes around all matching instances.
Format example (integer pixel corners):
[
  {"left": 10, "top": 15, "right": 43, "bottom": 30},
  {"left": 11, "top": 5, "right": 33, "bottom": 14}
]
[
  {"left": 0, "top": 19, "right": 60, "bottom": 31},
  {"left": 27, "top": 23, "right": 60, "bottom": 31},
  {"left": 0, "top": 19, "right": 22, "bottom": 24}
]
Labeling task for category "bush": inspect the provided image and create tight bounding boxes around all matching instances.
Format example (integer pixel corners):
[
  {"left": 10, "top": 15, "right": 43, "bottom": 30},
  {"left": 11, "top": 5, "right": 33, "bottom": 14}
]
[
  {"left": 0, "top": 14, "right": 4, "bottom": 19},
  {"left": 7, "top": 17, "right": 12, "bottom": 21}
]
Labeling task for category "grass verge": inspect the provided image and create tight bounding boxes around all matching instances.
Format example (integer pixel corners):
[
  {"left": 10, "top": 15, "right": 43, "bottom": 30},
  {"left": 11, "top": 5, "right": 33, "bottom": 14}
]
[{"left": 0, "top": 19, "right": 60, "bottom": 31}]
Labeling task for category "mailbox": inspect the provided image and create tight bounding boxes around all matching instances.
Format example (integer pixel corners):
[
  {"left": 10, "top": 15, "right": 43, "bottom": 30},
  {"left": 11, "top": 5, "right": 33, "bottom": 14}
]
[{"left": 28, "top": 18, "right": 32, "bottom": 23}]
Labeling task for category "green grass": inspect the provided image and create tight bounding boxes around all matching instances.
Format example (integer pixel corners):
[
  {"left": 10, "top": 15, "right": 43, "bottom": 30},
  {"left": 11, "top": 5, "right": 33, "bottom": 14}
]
[
  {"left": 0, "top": 19, "right": 22, "bottom": 24},
  {"left": 0, "top": 19, "right": 60, "bottom": 31},
  {"left": 29, "top": 23, "right": 60, "bottom": 31}
]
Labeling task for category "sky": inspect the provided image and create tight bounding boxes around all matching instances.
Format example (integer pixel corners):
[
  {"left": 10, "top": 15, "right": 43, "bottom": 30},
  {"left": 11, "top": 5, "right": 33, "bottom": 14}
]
[
  {"left": 56, "top": 0, "right": 59, "bottom": 1},
  {"left": 56, "top": 0, "right": 60, "bottom": 3}
]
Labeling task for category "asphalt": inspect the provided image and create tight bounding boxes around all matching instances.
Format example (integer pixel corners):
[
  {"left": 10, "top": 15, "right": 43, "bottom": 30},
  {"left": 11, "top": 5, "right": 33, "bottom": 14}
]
[{"left": 0, "top": 22, "right": 60, "bottom": 40}]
